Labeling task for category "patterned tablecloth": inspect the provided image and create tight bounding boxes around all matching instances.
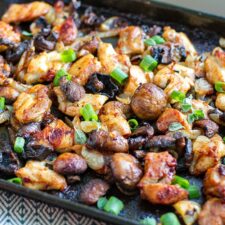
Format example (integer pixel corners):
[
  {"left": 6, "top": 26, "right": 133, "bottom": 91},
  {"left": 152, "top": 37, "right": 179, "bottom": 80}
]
[{"left": 0, "top": 190, "right": 106, "bottom": 225}]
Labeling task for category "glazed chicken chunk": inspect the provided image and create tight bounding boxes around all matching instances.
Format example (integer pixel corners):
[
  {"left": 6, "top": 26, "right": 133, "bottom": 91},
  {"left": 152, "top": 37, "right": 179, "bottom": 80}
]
[
  {"left": 2, "top": 1, "right": 52, "bottom": 23},
  {"left": 116, "top": 26, "right": 144, "bottom": 55},
  {"left": 190, "top": 134, "right": 225, "bottom": 175},
  {"left": 13, "top": 84, "right": 52, "bottom": 124},
  {"left": 138, "top": 152, "right": 188, "bottom": 205},
  {"left": 204, "top": 164, "right": 225, "bottom": 199},
  {"left": 16, "top": 161, "right": 67, "bottom": 191}
]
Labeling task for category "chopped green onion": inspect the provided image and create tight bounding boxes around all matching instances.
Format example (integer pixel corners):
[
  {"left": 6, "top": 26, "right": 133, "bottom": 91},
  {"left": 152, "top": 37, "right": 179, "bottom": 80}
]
[
  {"left": 181, "top": 97, "right": 192, "bottom": 112},
  {"left": 172, "top": 175, "right": 190, "bottom": 189},
  {"left": 80, "top": 103, "right": 98, "bottom": 121},
  {"left": 168, "top": 122, "right": 183, "bottom": 132},
  {"left": 22, "top": 31, "right": 33, "bottom": 37},
  {"left": 140, "top": 55, "right": 158, "bottom": 72},
  {"left": 61, "top": 49, "right": 77, "bottom": 63},
  {"left": 151, "top": 35, "right": 165, "bottom": 44},
  {"left": 140, "top": 217, "right": 157, "bottom": 225},
  {"left": 223, "top": 137, "right": 225, "bottom": 143},
  {"left": 14, "top": 137, "right": 25, "bottom": 154},
  {"left": 97, "top": 197, "right": 108, "bottom": 210},
  {"left": 187, "top": 185, "right": 201, "bottom": 199},
  {"left": 7, "top": 177, "right": 22, "bottom": 185},
  {"left": 103, "top": 196, "right": 124, "bottom": 215},
  {"left": 160, "top": 212, "right": 181, "bottom": 225},
  {"left": 0, "top": 97, "right": 5, "bottom": 112},
  {"left": 215, "top": 81, "right": 225, "bottom": 93},
  {"left": 170, "top": 90, "right": 185, "bottom": 102},
  {"left": 53, "top": 69, "right": 71, "bottom": 86},
  {"left": 128, "top": 119, "right": 139, "bottom": 131},
  {"left": 187, "top": 110, "right": 204, "bottom": 124},
  {"left": 74, "top": 129, "right": 87, "bottom": 144},
  {"left": 110, "top": 67, "right": 128, "bottom": 85},
  {"left": 144, "top": 38, "right": 156, "bottom": 46}
]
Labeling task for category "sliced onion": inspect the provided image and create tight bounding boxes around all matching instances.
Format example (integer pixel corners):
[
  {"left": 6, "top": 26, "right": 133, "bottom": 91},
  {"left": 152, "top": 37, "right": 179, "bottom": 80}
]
[
  {"left": 0, "top": 111, "right": 10, "bottom": 124},
  {"left": 80, "top": 121, "right": 101, "bottom": 133},
  {"left": 81, "top": 146, "right": 105, "bottom": 170}
]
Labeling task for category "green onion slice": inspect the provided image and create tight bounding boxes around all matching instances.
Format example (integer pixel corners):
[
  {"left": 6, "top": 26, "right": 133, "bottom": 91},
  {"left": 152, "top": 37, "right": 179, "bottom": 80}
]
[
  {"left": 144, "top": 38, "right": 156, "bottom": 46},
  {"left": 0, "top": 97, "right": 5, "bottom": 112},
  {"left": 160, "top": 212, "right": 181, "bottom": 225},
  {"left": 128, "top": 119, "right": 139, "bottom": 130},
  {"left": 140, "top": 217, "right": 157, "bottom": 225},
  {"left": 181, "top": 97, "right": 192, "bottom": 112},
  {"left": 215, "top": 81, "right": 225, "bottom": 93},
  {"left": 139, "top": 55, "right": 158, "bottom": 72},
  {"left": 53, "top": 69, "right": 71, "bottom": 86},
  {"left": 80, "top": 103, "right": 98, "bottom": 121},
  {"left": 74, "top": 129, "right": 87, "bottom": 144},
  {"left": 170, "top": 90, "right": 185, "bottom": 102},
  {"left": 22, "top": 31, "right": 33, "bottom": 37},
  {"left": 168, "top": 122, "right": 183, "bottom": 132},
  {"left": 14, "top": 137, "right": 25, "bottom": 154},
  {"left": 61, "top": 49, "right": 77, "bottom": 63},
  {"left": 187, "top": 110, "right": 204, "bottom": 124},
  {"left": 223, "top": 137, "right": 225, "bottom": 143},
  {"left": 172, "top": 175, "right": 190, "bottom": 189},
  {"left": 97, "top": 197, "right": 108, "bottom": 210},
  {"left": 110, "top": 67, "right": 128, "bottom": 85},
  {"left": 151, "top": 35, "right": 165, "bottom": 44},
  {"left": 103, "top": 196, "right": 124, "bottom": 215},
  {"left": 7, "top": 177, "right": 22, "bottom": 185},
  {"left": 187, "top": 185, "right": 201, "bottom": 199}
]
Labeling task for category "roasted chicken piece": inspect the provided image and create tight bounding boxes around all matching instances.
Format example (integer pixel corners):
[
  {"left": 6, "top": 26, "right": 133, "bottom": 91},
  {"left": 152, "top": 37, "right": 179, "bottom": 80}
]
[
  {"left": 0, "top": 21, "right": 20, "bottom": 51},
  {"left": 0, "top": 56, "right": 10, "bottom": 77},
  {"left": 138, "top": 152, "right": 188, "bottom": 205},
  {"left": 162, "top": 26, "right": 196, "bottom": 55},
  {"left": 190, "top": 134, "right": 225, "bottom": 175},
  {"left": 68, "top": 54, "right": 101, "bottom": 86},
  {"left": 139, "top": 151, "right": 176, "bottom": 185},
  {"left": 110, "top": 153, "right": 143, "bottom": 191},
  {"left": 17, "top": 51, "right": 68, "bottom": 84},
  {"left": 2, "top": 1, "right": 52, "bottom": 23},
  {"left": 216, "top": 93, "right": 225, "bottom": 112},
  {"left": 154, "top": 63, "right": 195, "bottom": 96},
  {"left": 98, "top": 42, "right": 131, "bottom": 74},
  {"left": 131, "top": 83, "right": 167, "bottom": 120},
  {"left": 16, "top": 160, "right": 67, "bottom": 191},
  {"left": 116, "top": 26, "right": 144, "bottom": 55},
  {"left": 204, "top": 164, "right": 225, "bottom": 199},
  {"left": 54, "top": 86, "right": 108, "bottom": 117},
  {"left": 123, "top": 65, "right": 152, "bottom": 97},
  {"left": 13, "top": 84, "right": 52, "bottom": 124},
  {"left": 194, "top": 78, "right": 214, "bottom": 97},
  {"left": 198, "top": 198, "right": 225, "bottom": 225},
  {"left": 205, "top": 47, "right": 225, "bottom": 84},
  {"left": 99, "top": 101, "right": 131, "bottom": 136},
  {"left": 0, "top": 86, "right": 19, "bottom": 102},
  {"left": 156, "top": 108, "right": 190, "bottom": 133},
  {"left": 34, "top": 119, "right": 74, "bottom": 152}
]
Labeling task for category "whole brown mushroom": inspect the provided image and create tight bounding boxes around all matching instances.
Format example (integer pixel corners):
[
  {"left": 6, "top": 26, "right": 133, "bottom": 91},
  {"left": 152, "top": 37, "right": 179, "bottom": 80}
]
[{"left": 131, "top": 83, "right": 167, "bottom": 120}]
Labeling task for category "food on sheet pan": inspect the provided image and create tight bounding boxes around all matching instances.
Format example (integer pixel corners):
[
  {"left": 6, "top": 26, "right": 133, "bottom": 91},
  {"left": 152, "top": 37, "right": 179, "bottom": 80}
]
[{"left": 1, "top": 0, "right": 225, "bottom": 223}]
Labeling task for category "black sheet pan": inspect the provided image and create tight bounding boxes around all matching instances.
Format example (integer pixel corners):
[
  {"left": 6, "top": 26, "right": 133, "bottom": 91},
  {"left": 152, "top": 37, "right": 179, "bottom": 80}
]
[{"left": 0, "top": 0, "right": 225, "bottom": 224}]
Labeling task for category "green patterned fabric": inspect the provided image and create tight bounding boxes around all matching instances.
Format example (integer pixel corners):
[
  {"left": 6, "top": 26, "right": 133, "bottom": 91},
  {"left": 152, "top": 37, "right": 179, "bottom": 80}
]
[{"left": 0, "top": 190, "right": 106, "bottom": 225}]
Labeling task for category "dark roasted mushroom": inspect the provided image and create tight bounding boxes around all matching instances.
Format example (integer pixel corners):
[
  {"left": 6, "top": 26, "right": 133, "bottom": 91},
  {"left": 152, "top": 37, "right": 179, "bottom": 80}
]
[
  {"left": 208, "top": 109, "right": 225, "bottom": 126},
  {"left": 145, "top": 135, "right": 176, "bottom": 149},
  {"left": 60, "top": 76, "right": 85, "bottom": 102},
  {"left": 87, "top": 129, "right": 129, "bottom": 153},
  {"left": 142, "top": 25, "right": 162, "bottom": 37},
  {"left": 17, "top": 122, "right": 41, "bottom": 138},
  {"left": 30, "top": 17, "right": 48, "bottom": 35},
  {"left": 128, "top": 124, "right": 154, "bottom": 150},
  {"left": 131, "top": 83, "right": 167, "bottom": 120},
  {"left": 85, "top": 73, "right": 119, "bottom": 99},
  {"left": 193, "top": 119, "right": 219, "bottom": 138},
  {"left": 23, "top": 140, "right": 53, "bottom": 160},
  {"left": 6, "top": 40, "right": 30, "bottom": 64},
  {"left": 184, "top": 137, "right": 193, "bottom": 167},
  {"left": 79, "top": 179, "right": 109, "bottom": 205},
  {"left": 53, "top": 153, "right": 87, "bottom": 175},
  {"left": 110, "top": 153, "right": 143, "bottom": 191}
]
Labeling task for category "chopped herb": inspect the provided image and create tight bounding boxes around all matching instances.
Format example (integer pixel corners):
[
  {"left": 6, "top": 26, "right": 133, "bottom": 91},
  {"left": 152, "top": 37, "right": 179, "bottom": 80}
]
[
  {"left": 97, "top": 197, "right": 108, "bottom": 210},
  {"left": 22, "top": 31, "right": 33, "bottom": 37},
  {"left": 188, "top": 110, "right": 204, "bottom": 124},
  {"left": 75, "top": 129, "right": 87, "bottom": 144},
  {"left": 170, "top": 90, "right": 185, "bottom": 102},
  {"left": 215, "top": 81, "right": 225, "bottom": 93},
  {"left": 168, "top": 122, "right": 183, "bottom": 132},
  {"left": 140, "top": 217, "right": 157, "bottom": 225}
]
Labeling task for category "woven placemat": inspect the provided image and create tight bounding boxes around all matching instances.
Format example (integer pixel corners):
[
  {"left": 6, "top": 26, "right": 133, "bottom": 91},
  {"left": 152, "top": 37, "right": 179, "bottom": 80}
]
[{"left": 0, "top": 190, "right": 106, "bottom": 225}]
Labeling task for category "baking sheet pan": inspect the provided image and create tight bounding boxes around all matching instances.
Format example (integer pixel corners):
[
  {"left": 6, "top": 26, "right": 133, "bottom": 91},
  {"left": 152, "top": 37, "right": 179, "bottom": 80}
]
[{"left": 0, "top": 0, "right": 224, "bottom": 224}]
